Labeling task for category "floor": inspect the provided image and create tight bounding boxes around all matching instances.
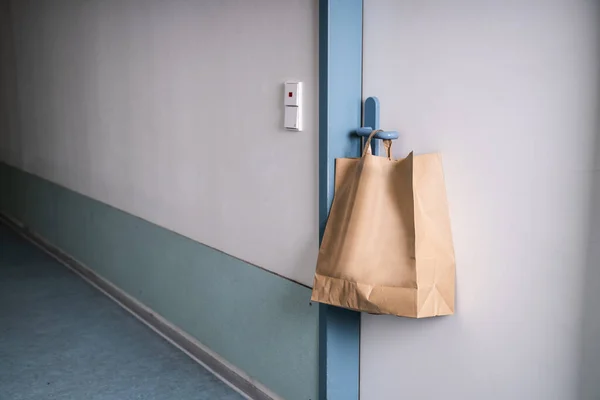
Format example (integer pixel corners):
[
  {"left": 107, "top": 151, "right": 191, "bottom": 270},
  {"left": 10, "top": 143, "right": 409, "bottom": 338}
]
[{"left": 0, "top": 223, "right": 244, "bottom": 400}]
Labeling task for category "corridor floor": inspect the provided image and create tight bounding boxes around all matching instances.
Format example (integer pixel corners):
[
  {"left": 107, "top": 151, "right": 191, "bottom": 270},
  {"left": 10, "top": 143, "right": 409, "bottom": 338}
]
[{"left": 0, "top": 223, "right": 244, "bottom": 400}]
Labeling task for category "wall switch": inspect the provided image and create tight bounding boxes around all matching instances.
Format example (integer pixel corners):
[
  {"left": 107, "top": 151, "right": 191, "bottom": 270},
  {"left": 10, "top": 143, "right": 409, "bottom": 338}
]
[
  {"left": 284, "top": 105, "right": 301, "bottom": 131},
  {"left": 284, "top": 81, "right": 302, "bottom": 131},
  {"left": 285, "top": 82, "right": 302, "bottom": 107}
]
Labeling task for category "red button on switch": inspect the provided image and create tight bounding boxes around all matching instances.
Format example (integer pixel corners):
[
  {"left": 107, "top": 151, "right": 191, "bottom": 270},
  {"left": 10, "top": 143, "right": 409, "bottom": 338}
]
[{"left": 284, "top": 82, "right": 301, "bottom": 107}]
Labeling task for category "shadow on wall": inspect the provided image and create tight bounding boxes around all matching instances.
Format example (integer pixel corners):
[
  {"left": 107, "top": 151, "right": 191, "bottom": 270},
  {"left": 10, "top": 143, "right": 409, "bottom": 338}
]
[
  {"left": 0, "top": 0, "right": 21, "bottom": 166},
  {"left": 577, "top": 29, "right": 600, "bottom": 398}
]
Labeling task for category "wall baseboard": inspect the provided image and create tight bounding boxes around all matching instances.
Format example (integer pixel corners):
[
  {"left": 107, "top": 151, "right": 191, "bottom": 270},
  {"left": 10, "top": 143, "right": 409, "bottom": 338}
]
[{"left": 0, "top": 212, "right": 280, "bottom": 400}]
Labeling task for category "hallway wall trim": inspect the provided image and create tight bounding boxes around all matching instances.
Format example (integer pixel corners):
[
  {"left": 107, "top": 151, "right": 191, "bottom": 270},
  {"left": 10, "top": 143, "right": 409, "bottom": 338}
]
[
  {"left": 0, "top": 212, "right": 275, "bottom": 400},
  {"left": 0, "top": 162, "right": 319, "bottom": 400}
]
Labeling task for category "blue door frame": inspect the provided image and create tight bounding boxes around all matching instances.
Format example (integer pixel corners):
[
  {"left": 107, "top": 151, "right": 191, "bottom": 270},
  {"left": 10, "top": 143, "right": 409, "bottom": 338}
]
[{"left": 318, "top": 1, "right": 363, "bottom": 399}]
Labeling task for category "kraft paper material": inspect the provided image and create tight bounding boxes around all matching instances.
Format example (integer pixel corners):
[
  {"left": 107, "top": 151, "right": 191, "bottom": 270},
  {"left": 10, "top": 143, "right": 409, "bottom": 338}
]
[{"left": 311, "top": 132, "right": 455, "bottom": 318}]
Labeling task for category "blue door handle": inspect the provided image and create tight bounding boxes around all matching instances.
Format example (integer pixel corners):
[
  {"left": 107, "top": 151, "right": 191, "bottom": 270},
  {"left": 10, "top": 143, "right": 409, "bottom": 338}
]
[
  {"left": 356, "top": 97, "right": 399, "bottom": 156},
  {"left": 356, "top": 127, "right": 399, "bottom": 140}
]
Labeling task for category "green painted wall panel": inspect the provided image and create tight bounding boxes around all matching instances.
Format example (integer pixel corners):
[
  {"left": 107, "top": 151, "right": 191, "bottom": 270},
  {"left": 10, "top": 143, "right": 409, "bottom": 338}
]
[{"left": 0, "top": 162, "right": 318, "bottom": 400}]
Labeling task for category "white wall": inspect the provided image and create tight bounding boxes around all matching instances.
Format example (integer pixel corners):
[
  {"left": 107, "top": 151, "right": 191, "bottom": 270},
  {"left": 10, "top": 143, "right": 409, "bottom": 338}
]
[
  {"left": 1, "top": 0, "right": 319, "bottom": 286},
  {"left": 362, "top": 1, "right": 599, "bottom": 399}
]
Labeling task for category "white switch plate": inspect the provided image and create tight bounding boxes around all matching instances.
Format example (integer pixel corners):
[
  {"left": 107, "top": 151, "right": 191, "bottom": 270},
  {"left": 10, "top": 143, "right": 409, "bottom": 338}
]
[
  {"left": 284, "top": 106, "right": 301, "bottom": 131},
  {"left": 284, "top": 82, "right": 302, "bottom": 107}
]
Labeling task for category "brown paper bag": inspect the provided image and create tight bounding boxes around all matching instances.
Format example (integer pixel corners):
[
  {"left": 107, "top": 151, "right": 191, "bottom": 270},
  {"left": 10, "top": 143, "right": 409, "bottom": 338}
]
[{"left": 311, "top": 130, "right": 455, "bottom": 318}]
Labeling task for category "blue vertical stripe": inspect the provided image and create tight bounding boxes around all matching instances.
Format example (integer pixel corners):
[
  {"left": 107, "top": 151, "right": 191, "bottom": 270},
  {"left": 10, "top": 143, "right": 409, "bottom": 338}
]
[{"left": 318, "top": 1, "right": 363, "bottom": 399}]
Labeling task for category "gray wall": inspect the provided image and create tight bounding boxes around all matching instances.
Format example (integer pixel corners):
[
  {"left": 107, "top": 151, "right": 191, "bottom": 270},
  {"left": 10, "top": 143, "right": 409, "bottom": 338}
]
[
  {"left": 0, "top": 0, "right": 319, "bottom": 286},
  {"left": 0, "top": 0, "right": 19, "bottom": 162},
  {"left": 362, "top": 1, "right": 600, "bottom": 399},
  {"left": 0, "top": 2, "right": 320, "bottom": 398}
]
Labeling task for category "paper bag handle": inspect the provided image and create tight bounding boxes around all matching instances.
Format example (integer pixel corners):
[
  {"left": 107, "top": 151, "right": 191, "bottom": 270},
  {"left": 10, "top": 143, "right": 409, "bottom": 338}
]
[{"left": 362, "top": 129, "right": 393, "bottom": 159}]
